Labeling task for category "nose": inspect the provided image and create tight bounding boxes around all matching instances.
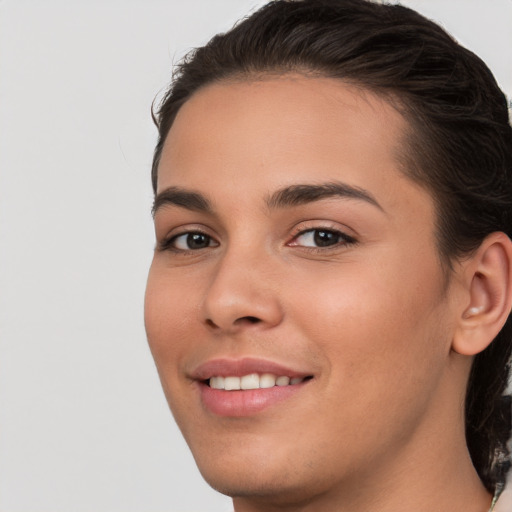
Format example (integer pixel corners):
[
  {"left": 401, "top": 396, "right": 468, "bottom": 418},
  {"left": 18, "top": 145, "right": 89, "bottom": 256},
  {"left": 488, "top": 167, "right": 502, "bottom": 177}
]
[{"left": 202, "top": 249, "right": 284, "bottom": 334}]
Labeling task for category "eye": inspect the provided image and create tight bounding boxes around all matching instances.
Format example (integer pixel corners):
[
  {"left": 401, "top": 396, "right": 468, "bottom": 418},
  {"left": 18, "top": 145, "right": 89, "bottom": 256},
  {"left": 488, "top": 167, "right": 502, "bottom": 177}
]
[
  {"left": 166, "top": 231, "right": 218, "bottom": 251},
  {"left": 290, "top": 228, "right": 355, "bottom": 248}
]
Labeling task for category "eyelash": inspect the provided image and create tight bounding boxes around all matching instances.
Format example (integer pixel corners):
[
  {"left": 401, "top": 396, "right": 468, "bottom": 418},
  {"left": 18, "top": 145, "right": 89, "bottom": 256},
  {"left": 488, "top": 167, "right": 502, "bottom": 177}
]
[
  {"left": 158, "top": 226, "right": 357, "bottom": 254},
  {"left": 288, "top": 227, "right": 357, "bottom": 252},
  {"left": 159, "top": 230, "right": 217, "bottom": 253}
]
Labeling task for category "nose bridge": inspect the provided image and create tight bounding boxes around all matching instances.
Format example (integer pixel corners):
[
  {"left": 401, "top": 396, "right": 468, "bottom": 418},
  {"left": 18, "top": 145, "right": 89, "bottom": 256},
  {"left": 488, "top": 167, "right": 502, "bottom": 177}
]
[{"left": 202, "top": 241, "right": 283, "bottom": 332}]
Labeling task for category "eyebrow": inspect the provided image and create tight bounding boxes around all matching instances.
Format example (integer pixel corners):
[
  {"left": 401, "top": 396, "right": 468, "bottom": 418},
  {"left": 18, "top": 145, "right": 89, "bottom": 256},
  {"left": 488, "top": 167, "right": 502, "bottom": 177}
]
[
  {"left": 152, "top": 181, "right": 383, "bottom": 217},
  {"left": 266, "top": 182, "right": 383, "bottom": 211},
  {"left": 152, "top": 186, "right": 213, "bottom": 217}
]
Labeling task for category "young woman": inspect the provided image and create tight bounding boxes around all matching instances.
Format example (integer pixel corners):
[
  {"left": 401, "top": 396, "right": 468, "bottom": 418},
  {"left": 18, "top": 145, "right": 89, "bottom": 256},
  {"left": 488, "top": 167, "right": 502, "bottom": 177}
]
[{"left": 144, "top": 1, "right": 512, "bottom": 510}]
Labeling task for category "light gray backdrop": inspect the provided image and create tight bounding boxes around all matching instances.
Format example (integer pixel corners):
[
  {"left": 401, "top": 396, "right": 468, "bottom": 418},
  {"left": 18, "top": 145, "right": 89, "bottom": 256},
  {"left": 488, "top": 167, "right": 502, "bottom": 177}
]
[{"left": 0, "top": 1, "right": 511, "bottom": 511}]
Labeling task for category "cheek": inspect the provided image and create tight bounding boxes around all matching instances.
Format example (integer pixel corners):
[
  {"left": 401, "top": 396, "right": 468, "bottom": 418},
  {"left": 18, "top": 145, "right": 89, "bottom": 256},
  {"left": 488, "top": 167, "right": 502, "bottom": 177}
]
[
  {"left": 281, "top": 259, "right": 451, "bottom": 464},
  {"left": 144, "top": 263, "right": 204, "bottom": 424},
  {"left": 144, "top": 263, "right": 198, "bottom": 370},
  {"left": 288, "top": 252, "right": 449, "bottom": 390}
]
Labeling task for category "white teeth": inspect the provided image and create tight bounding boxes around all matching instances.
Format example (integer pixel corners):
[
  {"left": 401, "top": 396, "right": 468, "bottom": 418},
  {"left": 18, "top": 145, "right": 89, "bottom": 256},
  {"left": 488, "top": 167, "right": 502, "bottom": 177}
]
[
  {"left": 260, "top": 373, "right": 276, "bottom": 388},
  {"left": 224, "top": 376, "right": 241, "bottom": 390},
  {"left": 210, "top": 376, "right": 225, "bottom": 389},
  {"left": 276, "top": 376, "right": 290, "bottom": 386},
  {"left": 240, "top": 373, "right": 260, "bottom": 390},
  {"left": 208, "top": 373, "right": 307, "bottom": 390}
]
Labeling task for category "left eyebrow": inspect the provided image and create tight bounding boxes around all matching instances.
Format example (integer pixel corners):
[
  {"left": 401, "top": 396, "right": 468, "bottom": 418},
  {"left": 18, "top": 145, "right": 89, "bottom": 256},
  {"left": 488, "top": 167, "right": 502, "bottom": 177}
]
[{"left": 266, "top": 182, "right": 384, "bottom": 212}]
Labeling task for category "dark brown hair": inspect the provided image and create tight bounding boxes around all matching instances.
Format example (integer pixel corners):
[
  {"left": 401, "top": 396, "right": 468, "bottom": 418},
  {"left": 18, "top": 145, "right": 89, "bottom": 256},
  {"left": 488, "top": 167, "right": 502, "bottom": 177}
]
[{"left": 151, "top": 0, "right": 512, "bottom": 492}]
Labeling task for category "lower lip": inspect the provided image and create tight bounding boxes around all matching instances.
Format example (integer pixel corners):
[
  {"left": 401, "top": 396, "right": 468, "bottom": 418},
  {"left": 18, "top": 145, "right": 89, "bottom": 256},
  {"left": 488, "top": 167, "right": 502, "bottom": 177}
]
[{"left": 199, "top": 381, "right": 308, "bottom": 417}]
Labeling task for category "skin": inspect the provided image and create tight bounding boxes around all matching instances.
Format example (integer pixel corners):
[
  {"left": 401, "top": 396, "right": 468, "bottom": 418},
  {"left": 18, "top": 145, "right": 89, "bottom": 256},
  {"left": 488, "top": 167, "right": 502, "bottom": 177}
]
[{"left": 145, "top": 76, "right": 493, "bottom": 512}]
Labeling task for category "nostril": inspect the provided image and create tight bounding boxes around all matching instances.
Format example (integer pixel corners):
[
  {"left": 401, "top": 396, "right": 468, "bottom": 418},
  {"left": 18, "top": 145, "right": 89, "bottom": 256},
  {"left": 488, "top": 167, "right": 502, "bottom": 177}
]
[
  {"left": 237, "top": 316, "right": 261, "bottom": 324},
  {"left": 204, "top": 315, "right": 263, "bottom": 330}
]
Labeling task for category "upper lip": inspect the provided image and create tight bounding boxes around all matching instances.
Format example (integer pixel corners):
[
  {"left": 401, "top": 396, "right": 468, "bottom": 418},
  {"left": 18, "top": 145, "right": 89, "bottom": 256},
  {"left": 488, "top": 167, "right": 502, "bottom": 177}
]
[{"left": 191, "top": 357, "right": 312, "bottom": 380}]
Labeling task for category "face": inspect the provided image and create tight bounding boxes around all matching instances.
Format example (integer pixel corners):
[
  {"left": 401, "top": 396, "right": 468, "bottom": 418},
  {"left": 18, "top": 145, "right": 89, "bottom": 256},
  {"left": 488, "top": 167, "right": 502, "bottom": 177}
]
[{"left": 145, "top": 76, "right": 459, "bottom": 506}]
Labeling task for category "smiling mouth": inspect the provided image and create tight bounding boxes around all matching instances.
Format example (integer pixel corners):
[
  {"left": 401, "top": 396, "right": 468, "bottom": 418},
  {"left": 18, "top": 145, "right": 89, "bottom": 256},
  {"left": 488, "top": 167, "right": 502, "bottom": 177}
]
[
  {"left": 196, "top": 362, "right": 314, "bottom": 416},
  {"left": 207, "top": 373, "right": 313, "bottom": 390}
]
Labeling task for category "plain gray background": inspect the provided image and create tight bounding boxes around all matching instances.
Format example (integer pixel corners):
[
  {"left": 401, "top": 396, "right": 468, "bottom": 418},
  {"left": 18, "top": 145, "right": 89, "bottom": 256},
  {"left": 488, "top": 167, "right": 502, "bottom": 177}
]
[{"left": 0, "top": 1, "right": 511, "bottom": 511}]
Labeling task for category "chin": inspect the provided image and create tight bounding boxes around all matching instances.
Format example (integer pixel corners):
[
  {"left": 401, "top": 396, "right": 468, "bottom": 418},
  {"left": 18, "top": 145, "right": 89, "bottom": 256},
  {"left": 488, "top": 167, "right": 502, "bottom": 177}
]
[
  {"left": 191, "top": 446, "right": 337, "bottom": 506},
  {"left": 201, "top": 469, "right": 321, "bottom": 506},
  {"left": 192, "top": 448, "right": 285, "bottom": 494}
]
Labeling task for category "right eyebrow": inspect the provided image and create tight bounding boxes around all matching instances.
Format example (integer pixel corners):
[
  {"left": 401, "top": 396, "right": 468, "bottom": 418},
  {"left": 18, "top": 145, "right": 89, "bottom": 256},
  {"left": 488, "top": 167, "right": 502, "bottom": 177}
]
[{"left": 152, "top": 186, "right": 213, "bottom": 217}]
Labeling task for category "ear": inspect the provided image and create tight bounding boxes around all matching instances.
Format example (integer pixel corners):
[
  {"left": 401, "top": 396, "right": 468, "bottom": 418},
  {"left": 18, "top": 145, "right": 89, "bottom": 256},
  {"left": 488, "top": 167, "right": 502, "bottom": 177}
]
[{"left": 452, "top": 232, "right": 512, "bottom": 356}]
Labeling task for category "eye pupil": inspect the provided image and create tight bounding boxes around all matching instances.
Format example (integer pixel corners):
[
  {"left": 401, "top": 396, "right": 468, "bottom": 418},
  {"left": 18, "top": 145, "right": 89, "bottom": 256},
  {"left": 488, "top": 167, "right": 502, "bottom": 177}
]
[
  {"left": 187, "top": 233, "right": 210, "bottom": 249},
  {"left": 314, "top": 230, "right": 339, "bottom": 247}
]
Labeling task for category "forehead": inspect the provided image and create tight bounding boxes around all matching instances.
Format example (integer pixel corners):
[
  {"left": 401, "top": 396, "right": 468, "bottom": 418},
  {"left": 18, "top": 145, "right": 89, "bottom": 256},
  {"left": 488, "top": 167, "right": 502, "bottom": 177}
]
[{"left": 157, "top": 75, "right": 428, "bottom": 216}]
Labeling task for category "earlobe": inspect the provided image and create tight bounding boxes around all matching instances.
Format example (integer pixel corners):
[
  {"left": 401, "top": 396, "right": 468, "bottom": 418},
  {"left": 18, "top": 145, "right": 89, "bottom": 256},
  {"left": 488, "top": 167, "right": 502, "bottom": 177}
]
[{"left": 452, "top": 232, "right": 512, "bottom": 356}]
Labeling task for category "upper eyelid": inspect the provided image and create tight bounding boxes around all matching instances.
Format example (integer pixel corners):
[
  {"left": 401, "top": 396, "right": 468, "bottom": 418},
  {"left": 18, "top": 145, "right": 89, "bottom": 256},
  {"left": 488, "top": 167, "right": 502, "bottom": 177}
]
[
  {"left": 158, "top": 223, "right": 217, "bottom": 240},
  {"left": 289, "top": 220, "right": 357, "bottom": 239},
  {"left": 294, "top": 227, "right": 345, "bottom": 236}
]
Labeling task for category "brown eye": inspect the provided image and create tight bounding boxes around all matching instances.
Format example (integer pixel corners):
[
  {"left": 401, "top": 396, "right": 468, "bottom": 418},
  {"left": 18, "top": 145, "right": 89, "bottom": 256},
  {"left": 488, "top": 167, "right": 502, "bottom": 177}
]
[
  {"left": 293, "top": 229, "right": 352, "bottom": 248},
  {"left": 170, "top": 232, "right": 217, "bottom": 250},
  {"left": 313, "top": 230, "right": 341, "bottom": 247}
]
